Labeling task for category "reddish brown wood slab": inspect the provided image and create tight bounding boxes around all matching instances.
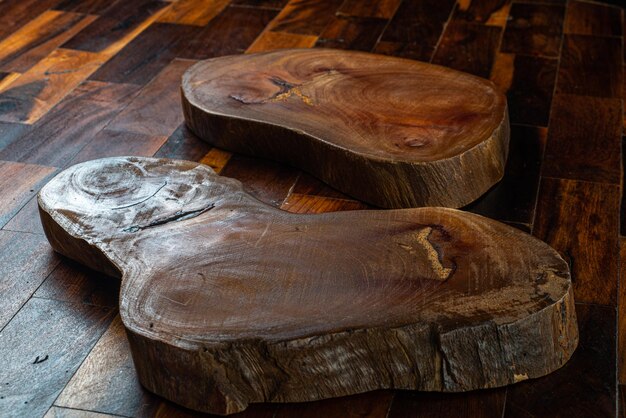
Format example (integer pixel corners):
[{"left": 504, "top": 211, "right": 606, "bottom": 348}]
[
  {"left": 38, "top": 157, "right": 576, "bottom": 415},
  {"left": 182, "top": 49, "right": 510, "bottom": 208}
]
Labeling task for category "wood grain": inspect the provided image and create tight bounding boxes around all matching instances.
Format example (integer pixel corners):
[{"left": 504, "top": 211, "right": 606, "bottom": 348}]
[
  {"left": 182, "top": 48, "right": 509, "bottom": 208},
  {"left": 465, "top": 125, "right": 546, "bottom": 227},
  {"left": 431, "top": 22, "right": 501, "bottom": 78},
  {"left": 317, "top": 16, "right": 388, "bottom": 51},
  {"left": 107, "top": 59, "right": 196, "bottom": 137},
  {"left": 61, "top": 0, "right": 169, "bottom": 53},
  {"left": 617, "top": 237, "right": 626, "bottom": 386},
  {"left": 0, "top": 230, "right": 60, "bottom": 328},
  {"left": 281, "top": 194, "right": 369, "bottom": 214},
  {"left": 0, "top": 297, "right": 115, "bottom": 417},
  {"left": 533, "top": 177, "right": 620, "bottom": 305},
  {"left": 0, "top": 48, "right": 105, "bottom": 124},
  {"left": 0, "top": 0, "right": 61, "bottom": 41},
  {"left": 452, "top": 0, "right": 511, "bottom": 26},
  {"left": 490, "top": 53, "right": 558, "bottom": 127},
  {"left": 0, "top": 10, "right": 97, "bottom": 73},
  {"left": 556, "top": 34, "right": 623, "bottom": 98},
  {"left": 564, "top": 0, "right": 622, "bottom": 37},
  {"left": 388, "top": 387, "right": 506, "bottom": 418},
  {"left": 374, "top": 0, "right": 455, "bottom": 61},
  {"left": 501, "top": 3, "right": 565, "bottom": 57},
  {"left": 247, "top": 31, "right": 318, "bottom": 53},
  {"left": 38, "top": 156, "right": 577, "bottom": 415},
  {"left": 542, "top": 94, "right": 622, "bottom": 184},
  {"left": 505, "top": 303, "right": 616, "bottom": 418},
  {"left": 157, "top": 0, "right": 230, "bottom": 26},
  {"left": 45, "top": 406, "right": 119, "bottom": 418},
  {"left": 336, "top": 0, "right": 401, "bottom": 19},
  {"left": 153, "top": 123, "right": 212, "bottom": 161},
  {"left": 269, "top": 0, "right": 343, "bottom": 35},
  {"left": 0, "top": 81, "right": 141, "bottom": 166},
  {"left": 68, "top": 129, "right": 168, "bottom": 165},
  {"left": 0, "top": 160, "right": 57, "bottom": 227}
]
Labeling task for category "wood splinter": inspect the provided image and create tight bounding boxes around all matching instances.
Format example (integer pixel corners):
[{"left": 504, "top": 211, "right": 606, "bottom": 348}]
[
  {"left": 182, "top": 48, "right": 510, "bottom": 209},
  {"left": 38, "top": 157, "right": 577, "bottom": 415}
]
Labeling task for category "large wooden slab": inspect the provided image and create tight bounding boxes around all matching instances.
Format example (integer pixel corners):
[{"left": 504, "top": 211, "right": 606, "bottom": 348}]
[
  {"left": 182, "top": 49, "right": 509, "bottom": 209},
  {"left": 38, "top": 156, "right": 576, "bottom": 415}
]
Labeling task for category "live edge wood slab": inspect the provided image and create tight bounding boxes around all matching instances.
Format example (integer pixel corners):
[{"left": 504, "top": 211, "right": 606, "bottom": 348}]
[
  {"left": 38, "top": 157, "right": 577, "bottom": 415},
  {"left": 182, "top": 48, "right": 510, "bottom": 209}
]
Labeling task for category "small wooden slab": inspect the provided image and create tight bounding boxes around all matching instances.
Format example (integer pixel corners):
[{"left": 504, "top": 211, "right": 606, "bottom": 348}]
[
  {"left": 38, "top": 157, "right": 577, "bottom": 415},
  {"left": 182, "top": 48, "right": 510, "bottom": 208}
]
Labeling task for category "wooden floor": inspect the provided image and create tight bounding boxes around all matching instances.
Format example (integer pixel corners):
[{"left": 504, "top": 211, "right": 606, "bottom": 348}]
[{"left": 0, "top": 0, "right": 622, "bottom": 417}]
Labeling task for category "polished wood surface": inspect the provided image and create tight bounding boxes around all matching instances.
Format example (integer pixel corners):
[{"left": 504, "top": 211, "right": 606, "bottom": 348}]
[
  {"left": 38, "top": 156, "right": 576, "bottom": 414},
  {"left": 0, "top": 0, "right": 622, "bottom": 417},
  {"left": 182, "top": 49, "right": 509, "bottom": 208}
]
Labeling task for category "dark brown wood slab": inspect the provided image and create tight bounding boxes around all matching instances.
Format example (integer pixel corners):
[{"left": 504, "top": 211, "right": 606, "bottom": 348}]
[
  {"left": 38, "top": 156, "right": 577, "bottom": 415},
  {"left": 182, "top": 49, "right": 510, "bottom": 209}
]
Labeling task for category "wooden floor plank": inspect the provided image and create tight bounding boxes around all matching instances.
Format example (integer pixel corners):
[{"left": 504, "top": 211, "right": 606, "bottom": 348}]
[
  {"left": 0, "top": 298, "right": 115, "bottom": 417},
  {"left": 501, "top": 3, "right": 565, "bottom": 57},
  {"left": 0, "top": 231, "right": 60, "bottom": 329},
  {"left": 0, "top": 121, "right": 30, "bottom": 152},
  {"left": 0, "top": 10, "right": 97, "bottom": 73},
  {"left": 451, "top": 0, "right": 511, "bottom": 26},
  {"left": 564, "top": 0, "right": 622, "bottom": 37},
  {"left": 61, "top": 0, "right": 169, "bottom": 53},
  {"left": 45, "top": 406, "right": 120, "bottom": 418},
  {"left": 54, "top": 315, "right": 160, "bottom": 417},
  {"left": 388, "top": 388, "right": 506, "bottom": 418},
  {"left": 316, "top": 15, "right": 388, "bottom": 51},
  {"left": 88, "top": 23, "right": 198, "bottom": 86},
  {"left": 157, "top": 0, "right": 230, "bottom": 26},
  {"left": 432, "top": 22, "right": 501, "bottom": 78},
  {"left": 542, "top": 94, "right": 622, "bottom": 184},
  {"left": 177, "top": 6, "right": 278, "bottom": 59},
  {"left": 152, "top": 123, "right": 212, "bottom": 161},
  {"left": 374, "top": 0, "right": 455, "bottom": 61},
  {"left": 67, "top": 129, "right": 168, "bottom": 165},
  {"left": 3, "top": 196, "right": 49, "bottom": 235},
  {"left": 106, "top": 59, "right": 196, "bottom": 137},
  {"left": 275, "top": 391, "right": 393, "bottom": 418},
  {"left": 247, "top": 31, "right": 318, "bottom": 53},
  {"left": 505, "top": 303, "right": 616, "bottom": 418},
  {"left": 35, "top": 259, "right": 120, "bottom": 308},
  {"left": 220, "top": 155, "right": 300, "bottom": 207},
  {"left": 490, "top": 53, "right": 558, "bottom": 127},
  {"left": 556, "top": 34, "right": 623, "bottom": 98},
  {"left": 269, "top": 0, "right": 343, "bottom": 35},
  {"left": 0, "top": 48, "right": 106, "bottom": 124},
  {"left": 0, "top": 161, "right": 56, "bottom": 228},
  {"left": 464, "top": 125, "right": 546, "bottom": 227},
  {"left": 533, "top": 177, "right": 619, "bottom": 305},
  {"left": 0, "top": 0, "right": 62, "bottom": 41},
  {"left": 0, "top": 81, "right": 141, "bottom": 167},
  {"left": 619, "top": 238, "right": 626, "bottom": 384},
  {"left": 336, "top": 0, "right": 401, "bottom": 19}
]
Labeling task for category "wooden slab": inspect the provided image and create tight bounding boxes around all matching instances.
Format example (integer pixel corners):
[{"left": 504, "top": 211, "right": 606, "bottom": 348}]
[
  {"left": 181, "top": 49, "right": 509, "bottom": 209},
  {"left": 38, "top": 156, "right": 577, "bottom": 415}
]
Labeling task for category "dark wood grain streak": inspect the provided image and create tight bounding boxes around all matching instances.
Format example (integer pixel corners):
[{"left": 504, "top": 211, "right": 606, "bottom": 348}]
[
  {"left": 316, "top": 16, "right": 388, "bottom": 51},
  {"left": 270, "top": 0, "right": 344, "bottom": 35},
  {"left": 153, "top": 123, "right": 212, "bottom": 161}
]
